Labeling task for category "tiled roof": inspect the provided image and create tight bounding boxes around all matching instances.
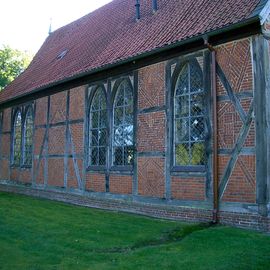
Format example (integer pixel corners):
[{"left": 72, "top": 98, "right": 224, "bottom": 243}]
[{"left": 0, "top": 0, "right": 264, "bottom": 104}]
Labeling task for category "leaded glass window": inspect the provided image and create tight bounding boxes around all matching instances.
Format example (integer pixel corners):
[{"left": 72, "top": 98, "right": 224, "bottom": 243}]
[
  {"left": 174, "top": 61, "right": 205, "bottom": 167},
  {"left": 89, "top": 88, "right": 107, "bottom": 166},
  {"left": 13, "top": 110, "right": 22, "bottom": 166},
  {"left": 23, "top": 108, "right": 34, "bottom": 166},
  {"left": 113, "top": 80, "right": 134, "bottom": 166}
]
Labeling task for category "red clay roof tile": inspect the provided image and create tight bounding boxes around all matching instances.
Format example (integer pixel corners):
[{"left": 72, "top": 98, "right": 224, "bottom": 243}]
[{"left": 0, "top": 0, "right": 264, "bottom": 104}]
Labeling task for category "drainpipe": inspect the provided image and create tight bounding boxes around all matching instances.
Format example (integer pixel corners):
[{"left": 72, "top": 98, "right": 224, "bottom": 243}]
[
  {"left": 152, "top": 0, "right": 158, "bottom": 13},
  {"left": 135, "top": 0, "right": 140, "bottom": 21},
  {"left": 204, "top": 38, "right": 219, "bottom": 224}
]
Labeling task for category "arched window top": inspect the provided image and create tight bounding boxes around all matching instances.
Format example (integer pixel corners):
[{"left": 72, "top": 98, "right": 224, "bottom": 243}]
[
  {"left": 113, "top": 79, "right": 134, "bottom": 166},
  {"left": 174, "top": 59, "right": 205, "bottom": 168},
  {"left": 14, "top": 110, "right": 22, "bottom": 124},
  {"left": 90, "top": 87, "right": 106, "bottom": 112},
  {"left": 175, "top": 61, "right": 203, "bottom": 97},
  {"left": 23, "top": 107, "right": 34, "bottom": 166},
  {"left": 13, "top": 110, "right": 22, "bottom": 166},
  {"left": 88, "top": 87, "right": 107, "bottom": 167},
  {"left": 114, "top": 79, "right": 133, "bottom": 108}
]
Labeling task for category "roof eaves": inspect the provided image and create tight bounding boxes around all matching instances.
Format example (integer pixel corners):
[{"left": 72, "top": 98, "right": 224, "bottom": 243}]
[{"left": 0, "top": 13, "right": 262, "bottom": 108}]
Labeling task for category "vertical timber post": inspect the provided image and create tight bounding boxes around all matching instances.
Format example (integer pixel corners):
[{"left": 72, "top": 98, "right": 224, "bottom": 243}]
[{"left": 252, "top": 35, "right": 269, "bottom": 216}]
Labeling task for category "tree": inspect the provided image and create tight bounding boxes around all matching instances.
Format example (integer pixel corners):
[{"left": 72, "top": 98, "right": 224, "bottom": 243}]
[{"left": 0, "top": 45, "right": 32, "bottom": 91}]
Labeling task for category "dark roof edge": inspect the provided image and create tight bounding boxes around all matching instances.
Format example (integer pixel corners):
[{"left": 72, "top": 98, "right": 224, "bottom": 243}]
[{"left": 0, "top": 14, "right": 262, "bottom": 108}]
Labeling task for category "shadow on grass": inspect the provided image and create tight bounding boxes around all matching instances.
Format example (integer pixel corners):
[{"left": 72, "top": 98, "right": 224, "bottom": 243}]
[{"left": 89, "top": 223, "right": 212, "bottom": 253}]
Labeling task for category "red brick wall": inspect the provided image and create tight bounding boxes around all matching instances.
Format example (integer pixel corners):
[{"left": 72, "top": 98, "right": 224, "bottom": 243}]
[
  {"left": 2, "top": 108, "right": 11, "bottom": 132},
  {"left": 10, "top": 168, "right": 20, "bottom": 182},
  {"left": 35, "top": 97, "right": 48, "bottom": 126},
  {"left": 50, "top": 92, "right": 66, "bottom": 123},
  {"left": 67, "top": 159, "right": 83, "bottom": 189},
  {"left": 34, "top": 128, "right": 46, "bottom": 156},
  {"left": 33, "top": 159, "right": 45, "bottom": 185},
  {"left": 20, "top": 170, "right": 32, "bottom": 184},
  {"left": 0, "top": 38, "right": 259, "bottom": 214},
  {"left": 222, "top": 155, "right": 256, "bottom": 203},
  {"left": 69, "top": 86, "right": 85, "bottom": 120},
  {"left": 137, "top": 62, "right": 167, "bottom": 198},
  {"left": 138, "top": 157, "right": 165, "bottom": 198},
  {"left": 171, "top": 177, "right": 206, "bottom": 201},
  {"left": 110, "top": 175, "right": 132, "bottom": 195},
  {"left": 216, "top": 38, "right": 256, "bottom": 203},
  {"left": 137, "top": 111, "right": 165, "bottom": 152},
  {"left": 216, "top": 38, "right": 253, "bottom": 94},
  {"left": 85, "top": 173, "right": 106, "bottom": 192},
  {"left": 48, "top": 126, "right": 65, "bottom": 155},
  {"left": 48, "top": 159, "right": 64, "bottom": 187},
  {"left": 138, "top": 62, "right": 165, "bottom": 110},
  {"left": 1, "top": 134, "right": 10, "bottom": 158},
  {"left": 69, "top": 123, "right": 84, "bottom": 155},
  {"left": 0, "top": 159, "right": 9, "bottom": 180}
]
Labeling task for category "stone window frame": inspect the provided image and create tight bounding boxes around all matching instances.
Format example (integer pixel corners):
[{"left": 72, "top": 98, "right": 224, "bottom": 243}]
[
  {"left": 11, "top": 103, "right": 35, "bottom": 168},
  {"left": 86, "top": 75, "right": 136, "bottom": 173},
  {"left": 169, "top": 53, "right": 211, "bottom": 173}
]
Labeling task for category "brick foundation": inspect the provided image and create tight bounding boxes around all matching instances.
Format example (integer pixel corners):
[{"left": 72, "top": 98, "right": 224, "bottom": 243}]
[{"left": 0, "top": 183, "right": 269, "bottom": 232}]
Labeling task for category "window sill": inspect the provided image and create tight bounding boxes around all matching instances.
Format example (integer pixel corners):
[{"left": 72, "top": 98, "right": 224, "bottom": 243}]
[
  {"left": 110, "top": 165, "right": 133, "bottom": 172},
  {"left": 87, "top": 166, "right": 106, "bottom": 172},
  {"left": 171, "top": 165, "right": 206, "bottom": 173}
]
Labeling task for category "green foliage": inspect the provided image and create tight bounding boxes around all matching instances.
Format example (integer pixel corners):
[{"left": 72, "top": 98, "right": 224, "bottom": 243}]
[
  {"left": 191, "top": 142, "right": 205, "bottom": 165},
  {"left": 0, "top": 45, "right": 32, "bottom": 91},
  {"left": 175, "top": 144, "right": 189, "bottom": 165},
  {"left": 0, "top": 192, "right": 270, "bottom": 270},
  {"left": 176, "top": 143, "right": 205, "bottom": 166}
]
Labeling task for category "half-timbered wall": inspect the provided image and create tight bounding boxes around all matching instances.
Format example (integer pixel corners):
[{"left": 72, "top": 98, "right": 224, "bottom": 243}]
[{"left": 0, "top": 36, "right": 269, "bottom": 231}]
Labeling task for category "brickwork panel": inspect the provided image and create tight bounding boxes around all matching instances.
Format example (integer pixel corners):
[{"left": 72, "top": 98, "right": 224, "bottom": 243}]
[
  {"left": 218, "top": 155, "right": 230, "bottom": 183},
  {"left": 138, "top": 62, "right": 165, "bottom": 110},
  {"left": 20, "top": 169, "right": 31, "bottom": 184},
  {"left": 50, "top": 92, "right": 67, "bottom": 124},
  {"left": 217, "top": 99, "right": 254, "bottom": 149},
  {"left": 216, "top": 38, "right": 253, "bottom": 95},
  {"left": 110, "top": 175, "right": 132, "bottom": 195},
  {"left": 34, "top": 128, "right": 46, "bottom": 156},
  {"left": 137, "top": 111, "right": 165, "bottom": 152},
  {"left": 67, "top": 158, "right": 83, "bottom": 189},
  {"left": 1, "top": 134, "right": 10, "bottom": 158},
  {"left": 48, "top": 126, "right": 65, "bottom": 155},
  {"left": 69, "top": 86, "right": 85, "bottom": 120},
  {"left": 85, "top": 173, "right": 106, "bottom": 192},
  {"left": 0, "top": 159, "right": 9, "bottom": 180},
  {"left": 10, "top": 168, "right": 20, "bottom": 182},
  {"left": 138, "top": 157, "right": 165, "bottom": 198},
  {"left": 69, "top": 123, "right": 84, "bottom": 155},
  {"left": 35, "top": 97, "right": 48, "bottom": 126},
  {"left": 171, "top": 177, "right": 205, "bottom": 201},
  {"left": 222, "top": 155, "right": 256, "bottom": 203},
  {"left": 2, "top": 108, "right": 11, "bottom": 132},
  {"left": 48, "top": 159, "right": 64, "bottom": 187},
  {"left": 33, "top": 159, "right": 44, "bottom": 185}
]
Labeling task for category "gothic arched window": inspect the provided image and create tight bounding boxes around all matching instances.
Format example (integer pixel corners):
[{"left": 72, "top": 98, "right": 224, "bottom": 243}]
[
  {"left": 23, "top": 107, "right": 34, "bottom": 166},
  {"left": 113, "top": 80, "right": 134, "bottom": 166},
  {"left": 174, "top": 60, "right": 206, "bottom": 167},
  {"left": 89, "top": 87, "right": 107, "bottom": 166},
  {"left": 13, "top": 110, "right": 22, "bottom": 166}
]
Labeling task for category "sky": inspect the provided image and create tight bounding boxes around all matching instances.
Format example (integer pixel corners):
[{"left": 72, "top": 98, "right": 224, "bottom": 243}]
[{"left": 0, "top": 0, "right": 112, "bottom": 54}]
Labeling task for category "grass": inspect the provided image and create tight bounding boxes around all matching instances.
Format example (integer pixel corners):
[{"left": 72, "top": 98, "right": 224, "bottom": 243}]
[{"left": 0, "top": 192, "right": 269, "bottom": 270}]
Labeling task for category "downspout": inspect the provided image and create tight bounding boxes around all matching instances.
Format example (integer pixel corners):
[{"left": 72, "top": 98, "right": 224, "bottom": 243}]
[{"left": 204, "top": 38, "right": 219, "bottom": 224}]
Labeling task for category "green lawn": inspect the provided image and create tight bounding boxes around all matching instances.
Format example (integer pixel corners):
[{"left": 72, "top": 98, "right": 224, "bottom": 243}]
[{"left": 0, "top": 192, "right": 269, "bottom": 270}]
